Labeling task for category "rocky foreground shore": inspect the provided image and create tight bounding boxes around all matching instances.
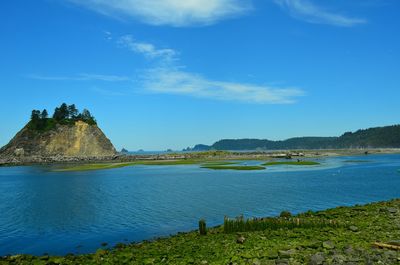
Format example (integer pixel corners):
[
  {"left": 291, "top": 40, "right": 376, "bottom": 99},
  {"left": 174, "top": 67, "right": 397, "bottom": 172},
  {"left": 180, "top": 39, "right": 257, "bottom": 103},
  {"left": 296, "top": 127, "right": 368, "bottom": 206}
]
[{"left": 1, "top": 199, "right": 399, "bottom": 265}]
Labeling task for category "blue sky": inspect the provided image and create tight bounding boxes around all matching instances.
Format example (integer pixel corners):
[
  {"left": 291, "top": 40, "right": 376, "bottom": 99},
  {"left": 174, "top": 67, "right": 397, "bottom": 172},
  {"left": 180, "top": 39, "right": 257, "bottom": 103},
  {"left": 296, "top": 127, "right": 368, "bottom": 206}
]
[{"left": 0, "top": 0, "right": 399, "bottom": 150}]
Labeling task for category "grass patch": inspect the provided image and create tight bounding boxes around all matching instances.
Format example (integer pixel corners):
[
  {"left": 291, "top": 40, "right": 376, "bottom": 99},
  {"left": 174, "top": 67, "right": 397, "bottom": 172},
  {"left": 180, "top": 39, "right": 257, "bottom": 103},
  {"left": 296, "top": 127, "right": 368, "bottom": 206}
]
[
  {"left": 54, "top": 162, "right": 137, "bottom": 172},
  {"left": 201, "top": 165, "right": 266, "bottom": 170},
  {"left": 201, "top": 161, "right": 238, "bottom": 166},
  {"left": 263, "top": 161, "right": 320, "bottom": 166},
  {"left": 135, "top": 160, "right": 202, "bottom": 165},
  {"left": 53, "top": 160, "right": 232, "bottom": 172},
  {"left": 223, "top": 215, "right": 342, "bottom": 233}
]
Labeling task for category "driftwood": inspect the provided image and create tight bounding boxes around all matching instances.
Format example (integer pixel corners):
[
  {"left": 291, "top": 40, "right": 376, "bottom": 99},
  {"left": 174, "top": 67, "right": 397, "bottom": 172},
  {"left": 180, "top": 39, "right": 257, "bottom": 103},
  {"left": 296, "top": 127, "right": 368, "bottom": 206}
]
[{"left": 373, "top": 242, "right": 400, "bottom": 251}]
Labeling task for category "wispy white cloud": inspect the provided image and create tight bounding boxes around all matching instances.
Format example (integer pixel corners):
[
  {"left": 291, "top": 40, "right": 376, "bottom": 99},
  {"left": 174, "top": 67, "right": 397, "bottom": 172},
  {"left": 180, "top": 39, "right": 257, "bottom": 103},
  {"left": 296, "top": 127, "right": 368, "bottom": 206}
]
[
  {"left": 67, "top": 0, "right": 252, "bottom": 27},
  {"left": 141, "top": 67, "right": 304, "bottom": 104},
  {"left": 30, "top": 34, "right": 304, "bottom": 104},
  {"left": 104, "top": 31, "right": 113, "bottom": 41},
  {"left": 27, "top": 73, "right": 131, "bottom": 82},
  {"left": 116, "top": 36, "right": 304, "bottom": 104},
  {"left": 118, "top": 35, "right": 178, "bottom": 62},
  {"left": 274, "top": 0, "right": 366, "bottom": 27}
]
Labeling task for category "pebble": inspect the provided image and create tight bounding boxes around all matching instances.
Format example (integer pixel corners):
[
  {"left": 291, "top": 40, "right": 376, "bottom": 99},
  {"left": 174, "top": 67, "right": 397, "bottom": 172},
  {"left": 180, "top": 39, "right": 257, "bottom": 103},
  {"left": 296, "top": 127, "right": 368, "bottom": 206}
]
[
  {"left": 349, "top": 225, "right": 358, "bottom": 232},
  {"left": 278, "top": 249, "right": 296, "bottom": 258},
  {"left": 236, "top": 236, "right": 246, "bottom": 244},
  {"left": 322, "top": 240, "right": 335, "bottom": 249},
  {"left": 309, "top": 253, "right": 325, "bottom": 265}
]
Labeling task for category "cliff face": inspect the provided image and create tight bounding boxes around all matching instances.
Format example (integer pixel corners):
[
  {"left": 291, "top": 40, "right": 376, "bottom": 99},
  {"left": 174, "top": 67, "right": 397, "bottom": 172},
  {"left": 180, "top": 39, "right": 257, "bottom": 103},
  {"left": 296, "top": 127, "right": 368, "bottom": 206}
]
[{"left": 0, "top": 121, "right": 116, "bottom": 158}]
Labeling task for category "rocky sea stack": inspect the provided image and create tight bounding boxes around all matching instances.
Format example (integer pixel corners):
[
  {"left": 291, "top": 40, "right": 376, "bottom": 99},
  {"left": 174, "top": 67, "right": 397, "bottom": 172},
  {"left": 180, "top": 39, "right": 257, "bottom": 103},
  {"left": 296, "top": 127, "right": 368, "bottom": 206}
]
[{"left": 0, "top": 103, "right": 116, "bottom": 164}]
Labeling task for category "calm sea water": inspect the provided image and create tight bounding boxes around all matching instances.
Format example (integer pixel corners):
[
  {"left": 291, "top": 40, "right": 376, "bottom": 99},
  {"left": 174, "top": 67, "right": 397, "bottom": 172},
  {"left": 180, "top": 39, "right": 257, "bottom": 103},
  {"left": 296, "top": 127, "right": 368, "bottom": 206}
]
[{"left": 0, "top": 154, "right": 399, "bottom": 256}]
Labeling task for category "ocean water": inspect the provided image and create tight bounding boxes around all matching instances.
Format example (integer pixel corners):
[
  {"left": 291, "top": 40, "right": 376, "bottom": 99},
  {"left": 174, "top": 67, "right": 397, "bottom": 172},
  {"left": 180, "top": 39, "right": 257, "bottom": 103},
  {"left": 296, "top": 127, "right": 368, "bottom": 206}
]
[{"left": 0, "top": 154, "right": 399, "bottom": 255}]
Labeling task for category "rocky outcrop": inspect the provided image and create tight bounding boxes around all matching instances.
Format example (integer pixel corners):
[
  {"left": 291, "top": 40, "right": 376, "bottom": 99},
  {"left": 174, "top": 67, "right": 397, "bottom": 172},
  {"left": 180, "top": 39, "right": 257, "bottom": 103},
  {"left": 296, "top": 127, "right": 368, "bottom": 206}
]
[{"left": 0, "top": 121, "right": 116, "bottom": 163}]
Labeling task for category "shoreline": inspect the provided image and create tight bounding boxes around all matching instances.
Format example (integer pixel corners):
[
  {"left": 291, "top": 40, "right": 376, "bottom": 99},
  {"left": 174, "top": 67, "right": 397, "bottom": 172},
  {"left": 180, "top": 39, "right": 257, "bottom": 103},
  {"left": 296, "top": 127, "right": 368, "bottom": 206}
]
[
  {"left": 1, "top": 148, "right": 400, "bottom": 168},
  {"left": 1, "top": 199, "right": 399, "bottom": 264}
]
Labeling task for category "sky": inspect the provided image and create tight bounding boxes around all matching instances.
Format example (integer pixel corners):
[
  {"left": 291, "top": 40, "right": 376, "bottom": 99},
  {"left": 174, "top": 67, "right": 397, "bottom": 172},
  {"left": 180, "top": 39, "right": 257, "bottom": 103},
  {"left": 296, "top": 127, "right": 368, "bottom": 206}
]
[{"left": 0, "top": 0, "right": 399, "bottom": 151}]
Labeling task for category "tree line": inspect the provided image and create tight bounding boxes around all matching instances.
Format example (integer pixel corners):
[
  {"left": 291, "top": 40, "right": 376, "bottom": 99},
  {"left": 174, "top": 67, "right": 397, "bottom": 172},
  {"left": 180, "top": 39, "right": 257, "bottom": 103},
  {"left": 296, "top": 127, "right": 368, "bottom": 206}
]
[
  {"left": 30, "top": 103, "right": 96, "bottom": 131},
  {"left": 192, "top": 125, "right": 400, "bottom": 150}
]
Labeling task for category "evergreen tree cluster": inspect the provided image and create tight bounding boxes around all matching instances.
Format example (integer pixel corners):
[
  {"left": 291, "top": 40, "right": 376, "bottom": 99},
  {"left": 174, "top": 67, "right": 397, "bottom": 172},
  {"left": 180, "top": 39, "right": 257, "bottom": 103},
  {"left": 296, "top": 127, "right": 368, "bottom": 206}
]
[
  {"left": 193, "top": 125, "right": 400, "bottom": 150},
  {"left": 29, "top": 103, "right": 96, "bottom": 131}
]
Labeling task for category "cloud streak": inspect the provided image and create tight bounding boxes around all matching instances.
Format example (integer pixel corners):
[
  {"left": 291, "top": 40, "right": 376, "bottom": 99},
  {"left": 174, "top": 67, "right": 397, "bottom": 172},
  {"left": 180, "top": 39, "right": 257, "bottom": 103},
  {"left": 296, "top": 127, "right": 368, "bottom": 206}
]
[
  {"left": 67, "top": 0, "right": 252, "bottom": 27},
  {"left": 116, "top": 36, "right": 304, "bottom": 104},
  {"left": 274, "top": 0, "right": 366, "bottom": 27},
  {"left": 118, "top": 35, "right": 178, "bottom": 62},
  {"left": 30, "top": 34, "right": 305, "bottom": 104},
  {"left": 141, "top": 67, "right": 304, "bottom": 104}
]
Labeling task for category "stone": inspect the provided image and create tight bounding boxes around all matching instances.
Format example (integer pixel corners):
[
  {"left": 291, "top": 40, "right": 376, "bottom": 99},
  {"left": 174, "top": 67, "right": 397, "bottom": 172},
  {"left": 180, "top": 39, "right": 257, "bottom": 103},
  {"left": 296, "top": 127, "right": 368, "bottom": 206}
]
[
  {"left": 267, "top": 251, "right": 279, "bottom": 259},
  {"left": 332, "top": 254, "right": 346, "bottom": 263},
  {"left": 278, "top": 249, "right": 296, "bottom": 258},
  {"left": 309, "top": 253, "right": 325, "bottom": 265},
  {"left": 344, "top": 246, "right": 355, "bottom": 255},
  {"left": 383, "top": 250, "right": 396, "bottom": 259},
  {"left": 236, "top": 236, "right": 246, "bottom": 244},
  {"left": 387, "top": 208, "right": 398, "bottom": 214},
  {"left": 275, "top": 258, "right": 289, "bottom": 265},
  {"left": 349, "top": 226, "right": 358, "bottom": 232},
  {"left": 306, "top": 241, "right": 321, "bottom": 249},
  {"left": 13, "top": 148, "right": 24, "bottom": 156},
  {"left": 322, "top": 240, "right": 335, "bottom": 249}
]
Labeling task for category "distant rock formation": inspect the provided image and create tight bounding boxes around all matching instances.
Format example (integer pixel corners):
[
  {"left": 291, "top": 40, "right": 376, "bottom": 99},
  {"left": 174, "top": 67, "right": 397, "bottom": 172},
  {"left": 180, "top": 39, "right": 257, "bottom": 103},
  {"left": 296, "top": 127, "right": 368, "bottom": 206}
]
[{"left": 120, "top": 148, "right": 129, "bottom": 153}]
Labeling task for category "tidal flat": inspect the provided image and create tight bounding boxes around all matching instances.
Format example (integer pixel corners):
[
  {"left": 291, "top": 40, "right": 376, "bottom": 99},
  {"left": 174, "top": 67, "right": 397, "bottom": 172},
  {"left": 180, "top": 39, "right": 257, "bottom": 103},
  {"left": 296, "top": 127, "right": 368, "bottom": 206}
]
[
  {"left": 262, "top": 161, "right": 320, "bottom": 166},
  {"left": 53, "top": 159, "right": 323, "bottom": 172},
  {"left": 200, "top": 165, "right": 266, "bottom": 170},
  {"left": 1, "top": 199, "right": 399, "bottom": 264},
  {"left": 53, "top": 160, "right": 238, "bottom": 172},
  {"left": 53, "top": 162, "right": 138, "bottom": 172}
]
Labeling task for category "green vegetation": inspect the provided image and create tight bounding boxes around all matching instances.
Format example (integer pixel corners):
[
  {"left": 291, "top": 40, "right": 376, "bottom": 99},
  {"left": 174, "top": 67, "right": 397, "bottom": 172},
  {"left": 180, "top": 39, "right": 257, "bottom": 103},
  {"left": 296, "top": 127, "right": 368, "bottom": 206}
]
[
  {"left": 54, "top": 160, "right": 243, "bottom": 172},
  {"left": 262, "top": 161, "right": 320, "bottom": 166},
  {"left": 279, "top": 210, "right": 292, "bottom": 218},
  {"left": 192, "top": 124, "right": 400, "bottom": 150},
  {"left": 201, "top": 165, "right": 266, "bottom": 170},
  {"left": 2, "top": 199, "right": 399, "bottom": 264},
  {"left": 136, "top": 160, "right": 202, "bottom": 166},
  {"left": 28, "top": 103, "right": 96, "bottom": 131},
  {"left": 53, "top": 160, "right": 218, "bottom": 172},
  {"left": 223, "top": 215, "right": 341, "bottom": 233},
  {"left": 200, "top": 161, "right": 238, "bottom": 166},
  {"left": 54, "top": 163, "right": 137, "bottom": 172}
]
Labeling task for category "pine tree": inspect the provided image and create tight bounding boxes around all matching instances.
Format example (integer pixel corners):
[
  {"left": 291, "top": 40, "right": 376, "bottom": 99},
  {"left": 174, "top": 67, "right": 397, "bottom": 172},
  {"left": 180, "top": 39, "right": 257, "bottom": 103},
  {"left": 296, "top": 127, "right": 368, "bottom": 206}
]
[
  {"left": 68, "top": 104, "right": 78, "bottom": 119},
  {"left": 59, "top": 103, "right": 69, "bottom": 120},
  {"left": 31, "top": 110, "right": 40, "bottom": 122},
  {"left": 53, "top": 107, "right": 62, "bottom": 121},
  {"left": 41, "top": 109, "right": 48, "bottom": 119}
]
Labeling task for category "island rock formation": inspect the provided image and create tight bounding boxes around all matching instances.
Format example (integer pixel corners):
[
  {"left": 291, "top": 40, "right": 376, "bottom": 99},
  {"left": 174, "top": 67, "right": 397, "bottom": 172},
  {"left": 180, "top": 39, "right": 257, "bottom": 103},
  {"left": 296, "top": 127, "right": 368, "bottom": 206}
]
[
  {"left": 0, "top": 121, "right": 116, "bottom": 158},
  {"left": 0, "top": 104, "right": 117, "bottom": 164}
]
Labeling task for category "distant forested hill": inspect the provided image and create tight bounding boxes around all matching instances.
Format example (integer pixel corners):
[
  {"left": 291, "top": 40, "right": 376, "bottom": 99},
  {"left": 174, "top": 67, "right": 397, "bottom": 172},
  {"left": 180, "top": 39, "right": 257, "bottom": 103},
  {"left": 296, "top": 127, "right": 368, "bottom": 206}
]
[{"left": 191, "top": 125, "right": 400, "bottom": 151}]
